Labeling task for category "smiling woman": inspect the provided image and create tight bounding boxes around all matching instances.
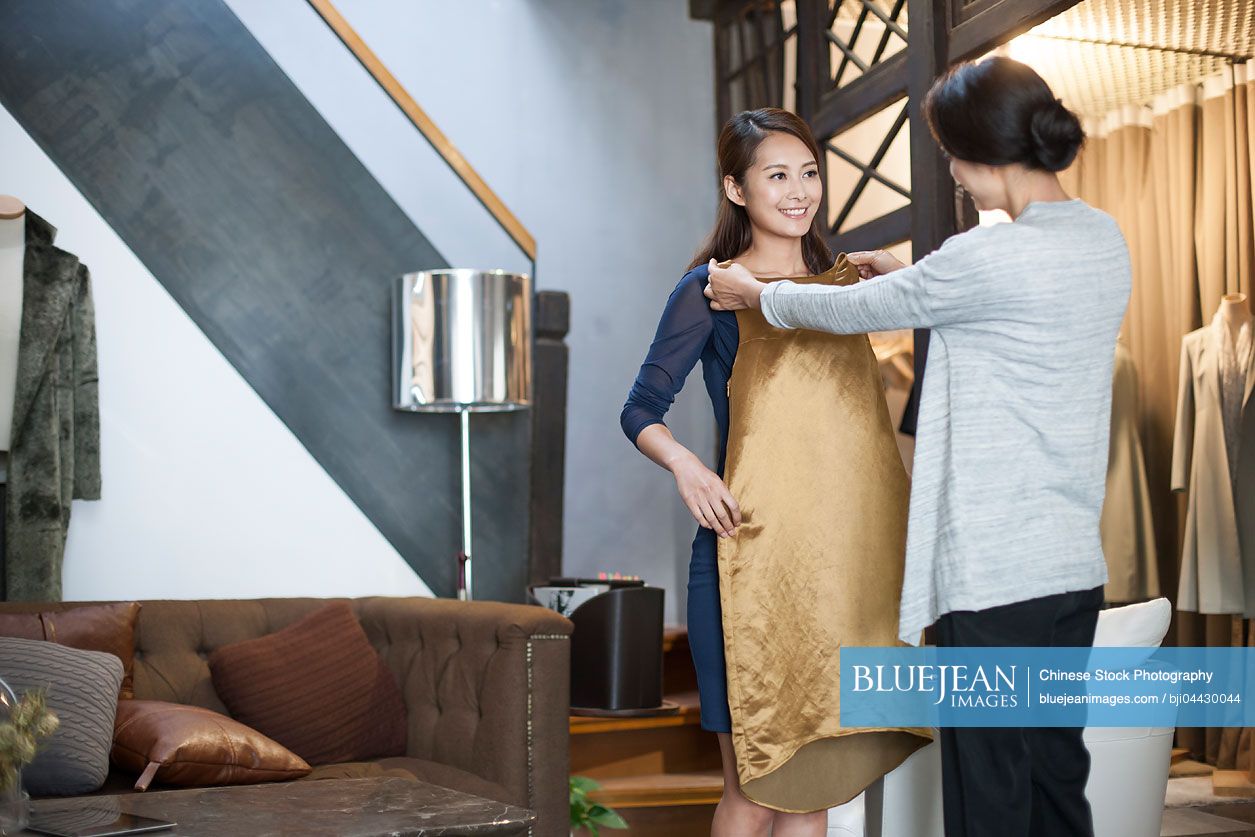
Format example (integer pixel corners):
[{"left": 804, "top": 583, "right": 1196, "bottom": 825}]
[
  {"left": 690, "top": 109, "right": 833, "bottom": 281},
  {"left": 619, "top": 107, "right": 929, "bottom": 835}
]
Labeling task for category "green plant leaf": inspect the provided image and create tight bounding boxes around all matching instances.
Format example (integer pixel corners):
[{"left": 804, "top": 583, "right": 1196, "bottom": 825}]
[
  {"left": 570, "top": 775, "right": 601, "bottom": 794},
  {"left": 589, "top": 808, "right": 629, "bottom": 829}
]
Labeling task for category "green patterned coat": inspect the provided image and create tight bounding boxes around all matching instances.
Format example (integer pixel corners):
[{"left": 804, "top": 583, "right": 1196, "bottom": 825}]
[{"left": 5, "top": 210, "right": 100, "bottom": 601}]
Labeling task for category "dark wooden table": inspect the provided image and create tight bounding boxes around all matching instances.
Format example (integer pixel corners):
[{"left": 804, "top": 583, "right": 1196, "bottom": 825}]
[{"left": 26, "top": 777, "right": 534, "bottom": 836}]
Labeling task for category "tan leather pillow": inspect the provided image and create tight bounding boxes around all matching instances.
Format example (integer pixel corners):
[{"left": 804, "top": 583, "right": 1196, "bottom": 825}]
[
  {"left": 112, "top": 700, "right": 311, "bottom": 791},
  {"left": 207, "top": 602, "right": 406, "bottom": 765},
  {"left": 0, "top": 602, "right": 140, "bottom": 699}
]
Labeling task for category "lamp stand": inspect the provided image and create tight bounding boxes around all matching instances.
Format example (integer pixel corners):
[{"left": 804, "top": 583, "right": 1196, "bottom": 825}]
[{"left": 457, "top": 408, "right": 474, "bottom": 601}]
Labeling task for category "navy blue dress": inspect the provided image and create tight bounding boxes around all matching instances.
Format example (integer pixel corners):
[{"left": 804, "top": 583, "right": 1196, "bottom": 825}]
[{"left": 621, "top": 264, "right": 737, "bottom": 733}]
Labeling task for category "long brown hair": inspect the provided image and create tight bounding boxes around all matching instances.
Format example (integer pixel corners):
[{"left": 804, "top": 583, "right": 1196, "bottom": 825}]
[{"left": 690, "top": 108, "right": 833, "bottom": 275}]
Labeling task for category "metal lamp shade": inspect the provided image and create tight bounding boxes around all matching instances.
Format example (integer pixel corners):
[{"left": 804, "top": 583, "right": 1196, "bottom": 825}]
[{"left": 392, "top": 269, "right": 532, "bottom": 412}]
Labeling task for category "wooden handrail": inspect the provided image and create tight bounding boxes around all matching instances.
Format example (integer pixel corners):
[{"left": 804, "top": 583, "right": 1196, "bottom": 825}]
[{"left": 306, "top": 0, "right": 537, "bottom": 262}]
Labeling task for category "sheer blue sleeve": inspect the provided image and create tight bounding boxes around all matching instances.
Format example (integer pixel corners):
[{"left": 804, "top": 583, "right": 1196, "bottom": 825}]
[{"left": 620, "top": 272, "right": 713, "bottom": 446}]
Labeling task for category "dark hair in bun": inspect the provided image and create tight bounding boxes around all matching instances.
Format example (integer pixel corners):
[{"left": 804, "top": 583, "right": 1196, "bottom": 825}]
[{"left": 923, "top": 56, "right": 1084, "bottom": 172}]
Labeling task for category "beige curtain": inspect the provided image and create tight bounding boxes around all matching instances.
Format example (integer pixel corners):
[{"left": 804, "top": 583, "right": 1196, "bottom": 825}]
[{"left": 1061, "top": 65, "right": 1255, "bottom": 768}]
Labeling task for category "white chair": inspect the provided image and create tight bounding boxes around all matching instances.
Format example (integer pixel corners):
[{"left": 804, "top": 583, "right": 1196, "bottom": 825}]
[
  {"left": 1083, "top": 597, "right": 1174, "bottom": 837},
  {"left": 827, "top": 597, "right": 1174, "bottom": 837}
]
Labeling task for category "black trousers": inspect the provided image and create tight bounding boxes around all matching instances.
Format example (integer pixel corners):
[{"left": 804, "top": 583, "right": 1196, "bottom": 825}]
[{"left": 934, "top": 584, "right": 1104, "bottom": 837}]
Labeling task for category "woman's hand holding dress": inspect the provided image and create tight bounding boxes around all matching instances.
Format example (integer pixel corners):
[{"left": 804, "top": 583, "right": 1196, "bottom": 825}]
[
  {"left": 664, "top": 444, "right": 741, "bottom": 538},
  {"left": 847, "top": 249, "right": 907, "bottom": 279},
  {"left": 704, "top": 259, "right": 764, "bottom": 311}
]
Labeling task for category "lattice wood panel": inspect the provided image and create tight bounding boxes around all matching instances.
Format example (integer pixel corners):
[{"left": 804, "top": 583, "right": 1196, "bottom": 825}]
[
  {"left": 826, "top": 97, "right": 911, "bottom": 232},
  {"left": 717, "top": 1, "right": 794, "bottom": 118},
  {"left": 828, "top": 0, "right": 909, "bottom": 88}
]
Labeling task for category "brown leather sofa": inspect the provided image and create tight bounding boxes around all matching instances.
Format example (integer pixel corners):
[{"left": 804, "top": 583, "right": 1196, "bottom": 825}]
[{"left": 0, "top": 597, "right": 573, "bottom": 837}]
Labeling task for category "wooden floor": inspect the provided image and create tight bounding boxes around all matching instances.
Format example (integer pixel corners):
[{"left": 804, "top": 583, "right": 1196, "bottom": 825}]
[{"left": 1163, "top": 801, "right": 1255, "bottom": 836}]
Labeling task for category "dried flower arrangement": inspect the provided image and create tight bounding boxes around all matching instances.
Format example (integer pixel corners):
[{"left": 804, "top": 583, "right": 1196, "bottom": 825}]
[{"left": 0, "top": 690, "right": 59, "bottom": 791}]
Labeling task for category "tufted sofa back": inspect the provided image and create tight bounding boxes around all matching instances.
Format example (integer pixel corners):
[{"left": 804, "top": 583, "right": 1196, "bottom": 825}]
[{"left": 0, "top": 597, "right": 573, "bottom": 836}]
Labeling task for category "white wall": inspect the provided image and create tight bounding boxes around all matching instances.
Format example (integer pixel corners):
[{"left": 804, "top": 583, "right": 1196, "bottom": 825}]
[
  {"left": 225, "top": 0, "right": 718, "bottom": 621},
  {"left": 0, "top": 106, "right": 431, "bottom": 602}
]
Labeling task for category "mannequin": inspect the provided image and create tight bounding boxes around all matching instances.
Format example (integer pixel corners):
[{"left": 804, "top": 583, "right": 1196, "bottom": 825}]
[
  {"left": 1220, "top": 292, "right": 1253, "bottom": 347},
  {"left": 1217, "top": 293, "right": 1253, "bottom": 487},
  {"left": 0, "top": 195, "right": 23, "bottom": 460},
  {"left": 1173, "top": 293, "right": 1255, "bottom": 616},
  {"left": 0, "top": 194, "right": 25, "bottom": 574}
]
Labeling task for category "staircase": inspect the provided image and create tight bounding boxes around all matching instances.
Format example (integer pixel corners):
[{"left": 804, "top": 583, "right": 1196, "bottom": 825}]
[{"left": 571, "top": 626, "right": 723, "bottom": 835}]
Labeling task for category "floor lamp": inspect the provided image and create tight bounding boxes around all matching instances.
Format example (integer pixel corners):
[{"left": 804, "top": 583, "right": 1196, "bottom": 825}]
[{"left": 392, "top": 269, "right": 532, "bottom": 600}]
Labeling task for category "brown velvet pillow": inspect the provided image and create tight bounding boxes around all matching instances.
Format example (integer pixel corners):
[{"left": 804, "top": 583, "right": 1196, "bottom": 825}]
[
  {"left": 112, "top": 700, "right": 311, "bottom": 791},
  {"left": 207, "top": 602, "right": 406, "bottom": 765},
  {"left": 0, "top": 602, "right": 141, "bottom": 699}
]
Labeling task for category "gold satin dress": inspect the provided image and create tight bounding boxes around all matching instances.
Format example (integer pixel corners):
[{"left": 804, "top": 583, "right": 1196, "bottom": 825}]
[{"left": 717, "top": 255, "right": 932, "bottom": 813}]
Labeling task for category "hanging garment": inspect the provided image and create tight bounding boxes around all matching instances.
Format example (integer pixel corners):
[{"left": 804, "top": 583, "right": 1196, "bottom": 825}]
[
  {"left": 4, "top": 210, "right": 101, "bottom": 601},
  {"left": 1101, "top": 339, "right": 1159, "bottom": 601},
  {"left": 1173, "top": 312, "right": 1255, "bottom": 615},
  {"left": 718, "top": 255, "right": 931, "bottom": 813}
]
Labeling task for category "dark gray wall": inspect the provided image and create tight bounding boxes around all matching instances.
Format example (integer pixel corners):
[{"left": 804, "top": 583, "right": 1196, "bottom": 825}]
[{"left": 0, "top": 0, "right": 530, "bottom": 600}]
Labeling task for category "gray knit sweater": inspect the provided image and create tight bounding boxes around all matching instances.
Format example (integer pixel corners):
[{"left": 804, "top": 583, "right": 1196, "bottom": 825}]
[{"left": 760, "top": 199, "right": 1131, "bottom": 645}]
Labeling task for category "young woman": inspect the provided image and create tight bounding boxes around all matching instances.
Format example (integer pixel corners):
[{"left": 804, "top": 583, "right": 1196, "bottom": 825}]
[
  {"left": 706, "top": 57, "right": 1130, "bottom": 837},
  {"left": 621, "top": 108, "right": 928, "bottom": 837}
]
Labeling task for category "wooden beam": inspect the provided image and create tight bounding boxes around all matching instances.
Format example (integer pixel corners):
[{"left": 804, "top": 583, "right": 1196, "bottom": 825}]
[
  {"left": 951, "top": 0, "right": 1001, "bottom": 27},
  {"left": 305, "top": 0, "right": 537, "bottom": 261},
  {"left": 906, "top": 0, "right": 954, "bottom": 262},
  {"left": 689, "top": 0, "right": 718, "bottom": 21},
  {"left": 902, "top": 0, "right": 955, "bottom": 437},
  {"left": 811, "top": 53, "right": 908, "bottom": 140},
  {"left": 747, "top": 5, "right": 770, "bottom": 106},
  {"left": 948, "top": 0, "right": 1084, "bottom": 62},
  {"left": 714, "top": 9, "right": 734, "bottom": 128},
  {"left": 825, "top": 29, "right": 871, "bottom": 74},
  {"left": 830, "top": 206, "right": 911, "bottom": 254},
  {"left": 796, "top": 0, "right": 831, "bottom": 228},
  {"left": 530, "top": 291, "right": 570, "bottom": 587},
  {"left": 795, "top": 0, "right": 829, "bottom": 125}
]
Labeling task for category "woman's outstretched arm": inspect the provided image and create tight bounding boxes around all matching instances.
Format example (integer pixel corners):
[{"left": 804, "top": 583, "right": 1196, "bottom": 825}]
[{"left": 704, "top": 226, "right": 994, "bottom": 334}]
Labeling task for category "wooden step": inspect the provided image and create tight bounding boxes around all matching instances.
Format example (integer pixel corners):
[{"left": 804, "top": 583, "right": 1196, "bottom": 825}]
[
  {"left": 590, "top": 770, "right": 724, "bottom": 809},
  {"left": 571, "top": 691, "right": 722, "bottom": 776},
  {"left": 570, "top": 691, "right": 703, "bottom": 735},
  {"left": 663, "top": 625, "right": 698, "bottom": 696}
]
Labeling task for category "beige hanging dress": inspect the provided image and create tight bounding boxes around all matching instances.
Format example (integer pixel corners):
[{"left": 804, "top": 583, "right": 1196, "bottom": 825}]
[
  {"left": 1100, "top": 338, "right": 1159, "bottom": 602},
  {"left": 718, "top": 255, "right": 932, "bottom": 813}
]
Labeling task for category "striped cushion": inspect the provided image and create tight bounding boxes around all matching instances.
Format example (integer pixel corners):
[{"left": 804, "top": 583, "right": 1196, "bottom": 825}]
[
  {"left": 0, "top": 637, "right": 123, "bottom": 795},
  {"left": 208, "top": 602, "right": 405, "bottom": 765}
]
